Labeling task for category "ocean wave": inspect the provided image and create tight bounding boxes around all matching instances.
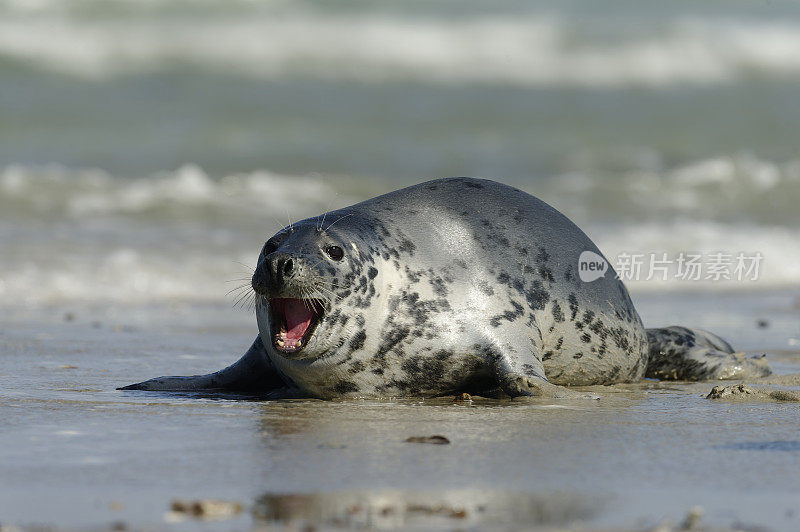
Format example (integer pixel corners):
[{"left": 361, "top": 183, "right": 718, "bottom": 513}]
[
  {"left": 0, "top": 163, "right": 354, "bottom": 220},
  {"left": 0, "top": 246, "right": 246, "bottom": 305},
  {"left": 546, "top": 153, "right": 800, "bottom": 226},
  {"left": 2, "top": 162, "right": 799, "bottom": 304},
  {"left": 593, "top": 220, "right": 800, "bottom": 292},
  {"left": 4, "top": 154, "right": 799, "bottom": 225},
  {"left": 9, "top": 156, "right": 800, "bottom": 226},
  {"left": 0, "top": 217, "right": 796, "bottom": 305},
  {"left": 0, "top": 164, "right": 358, "bottom": 304},
  {"left": 2, "top": 13, "right": 800, "bottom": 86}
]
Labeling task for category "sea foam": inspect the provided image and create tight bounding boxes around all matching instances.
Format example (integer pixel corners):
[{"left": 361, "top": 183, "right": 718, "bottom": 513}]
[
  {"left": 1, "top": 163, "right": 799, "bottom": 304},
  {"left": 2, "top": 14, "right": 800, "bottom": 86}
]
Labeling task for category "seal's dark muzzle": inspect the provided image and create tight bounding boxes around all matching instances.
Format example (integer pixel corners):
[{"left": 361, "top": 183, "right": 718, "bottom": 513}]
[
  {"left": 267, "top": 252, "right": 295, "bottom": 285},
  {"left": 252, "top": 252, "right": 296, "bottom": 295}
]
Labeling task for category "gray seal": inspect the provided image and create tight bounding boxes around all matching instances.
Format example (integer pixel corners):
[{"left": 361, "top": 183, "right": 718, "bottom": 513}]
[{"left": 120, "top": 177, "right": 770, "bottom": 398}]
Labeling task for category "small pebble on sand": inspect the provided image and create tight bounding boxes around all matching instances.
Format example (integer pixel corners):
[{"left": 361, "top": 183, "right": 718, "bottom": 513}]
[
  {"left": 405, "top": 435, "right": 450, "bottom": 445},
  {"left": 168, "top": 499, "right": 243, "bottom": 521},
  {"left": 454, "top": 393, "right": 472, "bottom": 403}
]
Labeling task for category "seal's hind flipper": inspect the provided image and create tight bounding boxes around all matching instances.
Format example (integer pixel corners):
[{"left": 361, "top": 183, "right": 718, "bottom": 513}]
[
  {"left": 118, "top": 336, "right": 287, "bottom": 394},
  {"left": 645, "top": 326, "right": 771, "bottom": 380}
]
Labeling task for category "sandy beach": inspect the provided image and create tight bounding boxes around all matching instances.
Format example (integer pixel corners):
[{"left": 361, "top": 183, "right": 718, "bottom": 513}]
[{"left": 2, "top": 289, "right": 799, "bottom": 531}]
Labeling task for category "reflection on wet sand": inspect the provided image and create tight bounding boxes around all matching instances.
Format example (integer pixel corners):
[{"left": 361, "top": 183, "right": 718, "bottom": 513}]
[
  {"left": 252, "top": 489, "right": 603, "bottom": 529},
  {"left": 246, "top": 394, "right": 635, "bottom": 529},
  {"left": 252, "top": 393, "right": 637, "bottom": 442}
]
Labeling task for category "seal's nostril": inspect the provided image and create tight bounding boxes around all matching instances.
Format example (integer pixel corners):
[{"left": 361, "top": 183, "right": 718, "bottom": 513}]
[{"left": 283, "top": 258, "right": 294, "bottom": 276}]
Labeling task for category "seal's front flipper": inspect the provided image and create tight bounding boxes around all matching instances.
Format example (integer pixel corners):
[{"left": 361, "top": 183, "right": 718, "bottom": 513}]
[
  {"left": 499, "top": 374, "right": 597, "bottom": 399},
  {"left": 118, "top": 336, "right": 287, "bottom": 394},
  {"left": 487, "top": 342, "right": 598, "bottom": 399},
  {"left": 646, "top": 326, "right": 771, "bottom": 380}
]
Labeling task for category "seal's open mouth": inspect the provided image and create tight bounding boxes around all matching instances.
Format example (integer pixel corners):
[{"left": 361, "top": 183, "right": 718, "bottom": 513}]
[{"left": 268, "top": 298, "right": 324, "bottom": 354}]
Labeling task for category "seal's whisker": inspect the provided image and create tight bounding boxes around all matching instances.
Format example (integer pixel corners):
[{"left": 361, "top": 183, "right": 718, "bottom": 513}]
[
  {"left": 306, "top": 259, "right": 326, "bottom": 272},
  {"left": 311, "top": 277, "right": 336, "bottom": 286},
  {"left": 311, "top": 280, "right": 339, "bottom": 293},
  {"left": 308, "top": 279, "right": 327, "bottom": 288},
  {"left": 232, "top": 288, "right": 255, "bottom": 309},
  {"left": 299, "top": 287, "right": 311, "bottom": 311},
  {"left": 232, "top": 293, "right": 247, "bottom": 309},
  {"left": 310, "top": 286, "right": 329, "bottom": 305},
  {"left": 245, "top": 293, "right": 258, "bottom": 312},
  {"left": 232, "top": 261, "right": 255, "bottom": 274},
  {"left": 324, "top": 212, "right": 353, "bottom": 231},
  {"left": 296, "top": 285, "right": 308, "bottom": 307},
  {"left": 316, "top": 292, "right": 338, "bottom": 304},
  {"left": 285, "top": 209, "right": 294, "bottom": 232},
  {"left": 228, "top": 284, "right": 255, "bottom": 308},
  {"left": 318, "top": 194, "right": 337, "bottom": 231},
  {"left": 312, "top": 284, "right": 340, "bottom": 302},
  {"left": 268, "top": 214, "right": 289, "bottom": 234},
  {"left": 302, "top": 287, "right": 319, "bottom": 310},
  {"left": 226, "top": 283, "right": 251, "bottom": 296},
  {"left": 237, "top": 293, "right": 251, "bottom": 311},
  {"left": 228, "top": 292, "right": 250, "bottom": 306},
  {"left": 311, "top": 292, "right": 335, "bottom": 305},
  {"left": 314, "top": 285, "right": 338, "bottom": 299}
]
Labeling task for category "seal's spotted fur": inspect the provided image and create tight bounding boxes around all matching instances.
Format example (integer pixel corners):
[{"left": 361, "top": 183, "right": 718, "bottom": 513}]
[{"left": 121, "top": 178, "right": 771, "bottom": 398}]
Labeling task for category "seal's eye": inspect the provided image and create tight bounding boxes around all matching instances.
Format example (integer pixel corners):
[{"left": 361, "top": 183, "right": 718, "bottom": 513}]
[{"left": 324, "top": 245, "right": 344, "bottom": 261}]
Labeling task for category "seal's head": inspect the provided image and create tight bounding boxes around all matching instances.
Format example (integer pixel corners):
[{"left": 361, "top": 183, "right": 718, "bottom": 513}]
[{"left": 251, "top": 219, "right": 370, "bottom": 361}]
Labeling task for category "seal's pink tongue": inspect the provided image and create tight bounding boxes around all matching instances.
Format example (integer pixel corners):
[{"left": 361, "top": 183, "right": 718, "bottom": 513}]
[{"left": 284, "top": 299, "right": 314, "bottom": 340}]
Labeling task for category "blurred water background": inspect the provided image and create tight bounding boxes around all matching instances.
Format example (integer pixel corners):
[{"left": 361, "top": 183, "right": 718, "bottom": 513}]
[
  {"left": 2, "top": 0, "right": 800, "bottom": 302},
  {"left": 4, "top": 4, "right": 800, "bottom": 531}
]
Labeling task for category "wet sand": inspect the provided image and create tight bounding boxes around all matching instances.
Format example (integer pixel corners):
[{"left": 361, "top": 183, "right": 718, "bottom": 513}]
[{"left": 1, "top": 290, "right": 799, "bottom": 531}]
